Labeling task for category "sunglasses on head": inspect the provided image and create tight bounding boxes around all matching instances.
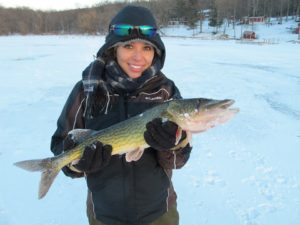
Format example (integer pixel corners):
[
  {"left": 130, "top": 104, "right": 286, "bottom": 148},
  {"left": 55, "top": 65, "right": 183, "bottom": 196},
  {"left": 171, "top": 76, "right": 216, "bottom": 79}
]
[{"left": 110, "top": 24, "right": 157, "bottom": 37}]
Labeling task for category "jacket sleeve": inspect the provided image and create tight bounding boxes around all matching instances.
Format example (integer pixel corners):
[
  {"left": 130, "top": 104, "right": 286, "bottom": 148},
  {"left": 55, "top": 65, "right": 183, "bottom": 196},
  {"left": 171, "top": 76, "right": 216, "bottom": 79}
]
[{"left": 50, "top": 81, "right": 85, "bottom": 177}]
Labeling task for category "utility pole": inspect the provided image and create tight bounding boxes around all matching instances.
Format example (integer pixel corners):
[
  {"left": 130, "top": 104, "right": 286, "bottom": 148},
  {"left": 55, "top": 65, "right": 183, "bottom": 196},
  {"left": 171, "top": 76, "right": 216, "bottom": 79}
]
[{"left": 298, "top": 23, "right": 300, "bottom": 40}]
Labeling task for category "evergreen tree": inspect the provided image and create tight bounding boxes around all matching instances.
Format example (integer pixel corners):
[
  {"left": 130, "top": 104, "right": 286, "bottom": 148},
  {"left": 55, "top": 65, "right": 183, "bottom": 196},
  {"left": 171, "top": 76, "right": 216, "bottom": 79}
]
[
  {"left": 209, "top": 0, "right": 223, "bottom": 29},
  {"left": 186, "top": 0, "right": 200, "bottom": 28}
]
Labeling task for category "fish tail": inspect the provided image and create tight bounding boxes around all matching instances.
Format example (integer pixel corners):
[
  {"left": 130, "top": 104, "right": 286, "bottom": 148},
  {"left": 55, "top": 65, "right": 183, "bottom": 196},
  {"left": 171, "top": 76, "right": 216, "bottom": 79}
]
[
  {"left": 14, "top": 157, "right": 61, "bottom": 199},
  {"left": 38, "top": 166, "right": 60, "bottom": 199},
  {"left": 14, "top": 158, "right": 53, "bottom": 172}
]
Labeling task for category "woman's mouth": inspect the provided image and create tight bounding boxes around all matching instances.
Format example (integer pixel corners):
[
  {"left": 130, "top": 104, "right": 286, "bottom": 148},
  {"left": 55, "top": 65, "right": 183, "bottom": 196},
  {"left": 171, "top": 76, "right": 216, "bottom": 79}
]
[{"left": 129, "top": 64, "right": 143, "bottom": 72}]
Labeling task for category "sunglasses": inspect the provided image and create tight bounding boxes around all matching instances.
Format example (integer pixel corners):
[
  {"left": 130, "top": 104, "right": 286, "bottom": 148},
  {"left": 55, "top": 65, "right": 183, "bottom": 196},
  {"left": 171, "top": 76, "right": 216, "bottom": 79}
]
[{"left": 110, "top": 24, "right": 157, "bottom": 37}]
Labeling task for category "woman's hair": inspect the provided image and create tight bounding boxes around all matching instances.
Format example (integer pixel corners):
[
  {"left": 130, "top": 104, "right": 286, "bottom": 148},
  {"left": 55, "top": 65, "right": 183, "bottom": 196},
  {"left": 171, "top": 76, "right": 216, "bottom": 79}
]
[{"left": 102, "top": 47, "right": 116, "bottom": 62}]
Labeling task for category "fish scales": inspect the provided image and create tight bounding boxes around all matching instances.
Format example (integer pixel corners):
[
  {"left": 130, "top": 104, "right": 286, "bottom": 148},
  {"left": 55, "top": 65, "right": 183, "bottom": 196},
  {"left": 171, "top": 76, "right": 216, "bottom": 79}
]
[{"left": 68, "top": 102, "right": 168, "bottom": 159}]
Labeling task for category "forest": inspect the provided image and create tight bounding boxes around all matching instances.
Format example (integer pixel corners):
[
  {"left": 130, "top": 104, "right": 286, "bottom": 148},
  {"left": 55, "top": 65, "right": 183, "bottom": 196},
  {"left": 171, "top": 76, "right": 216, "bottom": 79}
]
[{"left": 0, "top": 0, "right": 299, "bottom": 35}]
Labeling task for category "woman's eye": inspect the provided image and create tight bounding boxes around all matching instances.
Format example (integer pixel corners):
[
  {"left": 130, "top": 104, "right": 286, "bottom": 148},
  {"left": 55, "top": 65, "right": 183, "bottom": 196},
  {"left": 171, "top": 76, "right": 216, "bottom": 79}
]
[
  {"left": 144, "top": 45, "right": 153, "bottom": 51},
  {"left": 123, "top": 44, "right": 133, "bottom": 49}
]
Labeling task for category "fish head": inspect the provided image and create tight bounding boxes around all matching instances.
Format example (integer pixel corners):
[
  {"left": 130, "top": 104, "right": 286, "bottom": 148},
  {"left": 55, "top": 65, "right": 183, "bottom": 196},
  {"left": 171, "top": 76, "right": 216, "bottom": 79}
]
[{"left": 166, "top": 98, "right": 239, "bottom": 133}]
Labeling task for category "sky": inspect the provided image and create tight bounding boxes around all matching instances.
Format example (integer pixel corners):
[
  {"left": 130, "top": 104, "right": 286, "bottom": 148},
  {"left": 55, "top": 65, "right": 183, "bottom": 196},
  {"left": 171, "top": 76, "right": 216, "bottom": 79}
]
[
  {"left": 0, "top": 19, "right": 299, "bottom": 225},
  {"left": 0, "top": 0, "right": 118, "bottom": 11}
]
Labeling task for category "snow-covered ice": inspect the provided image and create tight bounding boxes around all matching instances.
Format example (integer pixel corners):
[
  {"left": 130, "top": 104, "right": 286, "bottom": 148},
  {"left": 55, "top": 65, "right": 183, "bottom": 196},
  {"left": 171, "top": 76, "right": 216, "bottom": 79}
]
[{"left": 0, "top": 19, "right": 299, "bottom": 225}]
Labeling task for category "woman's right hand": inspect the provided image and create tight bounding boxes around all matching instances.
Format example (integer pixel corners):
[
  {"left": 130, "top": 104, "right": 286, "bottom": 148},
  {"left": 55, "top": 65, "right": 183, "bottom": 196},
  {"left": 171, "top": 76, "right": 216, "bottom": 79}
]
[
  {"left": 62, "top": 136, "right": 112, "bottom": 176},
  {"left": 73, "top": 141, "right": 112, "bottom": 173}
]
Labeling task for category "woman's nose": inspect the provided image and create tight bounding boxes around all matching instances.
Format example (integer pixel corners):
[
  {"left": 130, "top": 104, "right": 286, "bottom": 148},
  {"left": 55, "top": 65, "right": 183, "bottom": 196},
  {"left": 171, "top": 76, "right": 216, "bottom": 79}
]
[{"left": 132, "top": 50, "right": 143, "bottom": 60}]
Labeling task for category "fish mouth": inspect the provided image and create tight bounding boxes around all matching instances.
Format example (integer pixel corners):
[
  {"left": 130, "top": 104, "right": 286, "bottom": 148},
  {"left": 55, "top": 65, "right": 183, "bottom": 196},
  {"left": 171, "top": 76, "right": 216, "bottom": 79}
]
[
  {"left": 183, "top": 99, "right": 239, "bottom": 133},
  {"left": 217, "top": 99, "right": 235, "bottom": 108},
  {"left": 201, "top": 99, "right": 235, "bottom": 111}
]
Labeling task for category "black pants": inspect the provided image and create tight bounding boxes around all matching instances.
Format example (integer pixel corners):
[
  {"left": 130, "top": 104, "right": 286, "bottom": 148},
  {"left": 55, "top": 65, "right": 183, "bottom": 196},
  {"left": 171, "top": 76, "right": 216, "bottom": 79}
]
[{"left": 87, "top": 192, "right": 179, "bottom": 225}]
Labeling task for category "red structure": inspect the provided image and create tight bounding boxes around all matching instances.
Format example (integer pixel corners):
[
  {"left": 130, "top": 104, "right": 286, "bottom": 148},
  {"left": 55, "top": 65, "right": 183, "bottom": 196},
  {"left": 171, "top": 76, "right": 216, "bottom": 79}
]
[
  {"left": 243, "top": 31, "right": 256, "bottom": 39},
  {"left": 242, "top": 16, "right": 265, "bottom": 24}
]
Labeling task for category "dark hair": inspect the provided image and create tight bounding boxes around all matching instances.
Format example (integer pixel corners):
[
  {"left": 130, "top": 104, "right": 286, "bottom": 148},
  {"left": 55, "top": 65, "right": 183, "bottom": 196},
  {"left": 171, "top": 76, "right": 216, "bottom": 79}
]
[{"left": 101, "top": 47, "right": 116, "bottom": 62}]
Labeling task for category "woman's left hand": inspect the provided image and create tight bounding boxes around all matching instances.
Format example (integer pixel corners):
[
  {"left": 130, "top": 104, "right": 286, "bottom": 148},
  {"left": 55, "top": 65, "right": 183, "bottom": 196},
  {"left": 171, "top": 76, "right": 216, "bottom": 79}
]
[{"left": 144, "top": 118, "right": 186, "bottom": 151}]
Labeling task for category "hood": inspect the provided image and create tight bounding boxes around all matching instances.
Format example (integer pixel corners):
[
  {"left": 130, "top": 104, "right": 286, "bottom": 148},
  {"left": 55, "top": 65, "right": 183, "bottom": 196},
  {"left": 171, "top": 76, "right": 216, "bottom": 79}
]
[{"left": 96, "top": 5, "right": 166, "bottom": 68}]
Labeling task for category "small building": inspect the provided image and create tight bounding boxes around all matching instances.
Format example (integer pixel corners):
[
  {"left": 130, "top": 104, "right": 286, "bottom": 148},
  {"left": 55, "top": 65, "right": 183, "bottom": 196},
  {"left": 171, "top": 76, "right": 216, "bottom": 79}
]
[
  {"left": 243, "top": 31, "right": 256, "bottom": 39},
  {"left": 293, "top": 23, "right": 300, "bottom": 34},
  {"left": 168, "top": 18, "right": 187, "bottom": 26},
  {"left": 200, "top": 9, "right": 211, "bottom": 18},
  {"left": 241, "top": 16, "right": 265, "bottom": 24}
]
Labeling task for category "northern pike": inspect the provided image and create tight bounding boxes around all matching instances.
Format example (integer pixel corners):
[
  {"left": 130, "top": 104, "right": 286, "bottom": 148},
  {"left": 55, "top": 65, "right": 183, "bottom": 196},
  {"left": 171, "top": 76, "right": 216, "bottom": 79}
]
[{"left": 14, "top": 98, "right": 238, "bottom": 199}]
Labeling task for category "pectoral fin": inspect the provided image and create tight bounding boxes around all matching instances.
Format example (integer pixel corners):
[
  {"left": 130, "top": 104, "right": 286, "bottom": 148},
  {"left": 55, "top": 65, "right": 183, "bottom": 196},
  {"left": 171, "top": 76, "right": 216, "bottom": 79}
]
[
  {"left": 171, "top": 131, "right": 193, "bottom": 151},
  {"left": 175, "top": 127, "right": 182, "bottom": 145},
  {"left": 125, "top": 148, "right": 145, "bottom": 162}
]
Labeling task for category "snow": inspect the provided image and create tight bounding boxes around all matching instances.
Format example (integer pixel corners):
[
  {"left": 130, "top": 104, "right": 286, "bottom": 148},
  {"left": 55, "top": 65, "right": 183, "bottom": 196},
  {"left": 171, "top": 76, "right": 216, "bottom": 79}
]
[
  {"left": 161, "top": 17, "right": 299, "bottom": 43},
  {"left": 0, "top": 18, "right": 299, "bottom": 225}
]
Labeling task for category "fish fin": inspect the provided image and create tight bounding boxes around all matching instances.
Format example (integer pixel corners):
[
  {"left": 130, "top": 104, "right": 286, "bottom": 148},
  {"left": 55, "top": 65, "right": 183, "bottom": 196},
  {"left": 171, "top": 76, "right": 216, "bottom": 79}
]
[
  {"left": 38, "top": 167, "right": 60, "bottom": 199},
  {"left": 175, "top": 127, "right": 183, "bottom": 145},
  {"left": 171, "top": 131, "right": 193, "bottom": 151},
  {"left": 14, "top": 158, "right": 52, "bottom": 172},
  {"left": 125, "top": 148, "right": 145, "bottom": 162},
  {"left": 14, "top": 157, "right": 61, "bottom": 199},
  {"left": 68, "top": 129, "right": 96, "bottom": 143},
  {"left": 186, "top": 131, "right": 193, "bottom": 147}
]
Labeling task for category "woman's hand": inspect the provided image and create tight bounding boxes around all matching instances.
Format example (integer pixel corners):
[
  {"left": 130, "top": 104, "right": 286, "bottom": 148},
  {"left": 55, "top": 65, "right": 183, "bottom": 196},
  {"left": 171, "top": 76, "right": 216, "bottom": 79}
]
[
  {"left": 74, "top": 141, "right": 112, "bottom": 173},
  {"left": 144, "top": 118, "right": 187, "bottom": 151},
  {"left": 62, "top": 135, "right": 112, "bottom": 175}
]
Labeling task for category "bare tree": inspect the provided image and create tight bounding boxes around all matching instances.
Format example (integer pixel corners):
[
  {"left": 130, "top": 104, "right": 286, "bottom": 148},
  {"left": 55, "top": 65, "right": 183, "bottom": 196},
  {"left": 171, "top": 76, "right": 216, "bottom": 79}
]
[{"left": 0, "top": 0, "right": 299, "bottom": 35}]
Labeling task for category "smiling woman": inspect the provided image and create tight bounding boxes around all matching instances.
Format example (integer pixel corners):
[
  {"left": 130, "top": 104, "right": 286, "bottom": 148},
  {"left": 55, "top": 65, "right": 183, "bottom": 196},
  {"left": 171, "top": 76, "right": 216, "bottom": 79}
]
[{"left": 49, "top": 4, "right": 192, "bottom": 225}]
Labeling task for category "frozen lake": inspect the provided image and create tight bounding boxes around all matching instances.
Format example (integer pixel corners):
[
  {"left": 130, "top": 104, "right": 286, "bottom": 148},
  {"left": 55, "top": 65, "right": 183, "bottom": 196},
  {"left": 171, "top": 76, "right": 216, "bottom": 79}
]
[{"left": 0, "top": 35, "right": 299, "bottom": 225}]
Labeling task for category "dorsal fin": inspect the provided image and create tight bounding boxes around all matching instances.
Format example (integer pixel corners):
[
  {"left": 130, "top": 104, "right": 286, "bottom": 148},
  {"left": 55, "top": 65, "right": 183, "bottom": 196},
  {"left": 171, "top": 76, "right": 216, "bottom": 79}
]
[{"left": 68, "top": 129, "right": 96, "bottom": 144}]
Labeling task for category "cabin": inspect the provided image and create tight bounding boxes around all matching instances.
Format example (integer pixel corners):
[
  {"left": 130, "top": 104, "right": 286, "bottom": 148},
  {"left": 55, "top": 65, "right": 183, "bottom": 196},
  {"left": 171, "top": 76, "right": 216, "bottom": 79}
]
[
  {"left": 243, "top": 31, "right": 256, "bottom": 39},
  {"left": 241, "top": 16, "right": 265, "bottom": 24},
  {"left": 168, "top": 18, "right": 187, "bottom": 26}
]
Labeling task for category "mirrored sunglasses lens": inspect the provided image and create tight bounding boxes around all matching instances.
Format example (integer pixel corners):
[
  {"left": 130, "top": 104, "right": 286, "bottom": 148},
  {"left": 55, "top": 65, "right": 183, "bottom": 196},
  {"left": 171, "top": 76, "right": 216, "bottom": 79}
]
[
  {"left": 112, "top": 25, "right": 157, "bottom": 37},
  {"left": 139, "top": 26, "right": 157, "bottom": 37},
  {"left": 113, "top": 25, "right": 132, "bottom": 36}
]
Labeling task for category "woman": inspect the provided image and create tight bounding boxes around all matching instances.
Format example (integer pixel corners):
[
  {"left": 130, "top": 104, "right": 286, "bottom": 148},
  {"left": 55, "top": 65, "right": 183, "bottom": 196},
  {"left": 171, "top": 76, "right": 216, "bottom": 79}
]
[{"left": 51, "top": 5, "right": 192, "bottom": 225}]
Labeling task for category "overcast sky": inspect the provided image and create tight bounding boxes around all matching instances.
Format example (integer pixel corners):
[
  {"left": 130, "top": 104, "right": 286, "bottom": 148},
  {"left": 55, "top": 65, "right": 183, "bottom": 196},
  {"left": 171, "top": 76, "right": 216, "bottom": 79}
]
[{"left": 0, "top": 0, "right": 120, "bottom": 10}]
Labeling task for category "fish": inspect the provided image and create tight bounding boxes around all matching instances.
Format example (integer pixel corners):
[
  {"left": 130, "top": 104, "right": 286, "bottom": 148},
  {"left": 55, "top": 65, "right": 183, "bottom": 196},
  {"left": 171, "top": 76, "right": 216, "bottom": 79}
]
[{"left": 14, "top": 98, "right": 239, "bottom": 199}]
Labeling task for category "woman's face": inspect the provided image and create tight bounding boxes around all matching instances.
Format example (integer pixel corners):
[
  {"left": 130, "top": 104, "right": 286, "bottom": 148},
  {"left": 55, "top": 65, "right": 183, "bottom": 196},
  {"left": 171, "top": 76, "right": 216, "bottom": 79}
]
[{"left": 116, "top": 41, "right": 155, "bottom": 79}]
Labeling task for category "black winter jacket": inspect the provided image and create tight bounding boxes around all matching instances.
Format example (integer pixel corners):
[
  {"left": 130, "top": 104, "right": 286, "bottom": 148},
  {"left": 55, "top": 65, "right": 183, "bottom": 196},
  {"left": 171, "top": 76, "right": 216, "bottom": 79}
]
[{"left": 51, "top": 73, "right": 192, "bottom": 225}]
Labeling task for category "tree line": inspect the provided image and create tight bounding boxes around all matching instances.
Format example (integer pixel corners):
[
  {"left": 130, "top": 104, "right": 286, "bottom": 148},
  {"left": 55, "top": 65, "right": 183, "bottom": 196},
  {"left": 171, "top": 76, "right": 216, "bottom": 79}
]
[{"left": 0, "top": 0, "right": 299, "bottom": 35}]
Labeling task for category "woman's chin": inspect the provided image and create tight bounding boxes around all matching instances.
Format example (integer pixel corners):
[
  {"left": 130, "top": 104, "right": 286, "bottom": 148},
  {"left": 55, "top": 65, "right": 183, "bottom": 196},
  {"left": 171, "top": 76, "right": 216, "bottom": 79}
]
[{"left": 127, "top": 72, "right": 143, "bottom": 79}]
